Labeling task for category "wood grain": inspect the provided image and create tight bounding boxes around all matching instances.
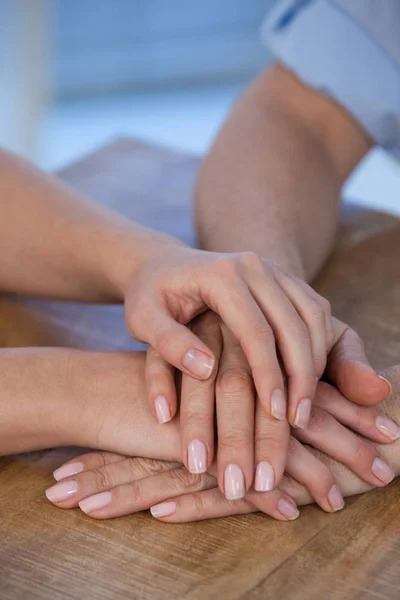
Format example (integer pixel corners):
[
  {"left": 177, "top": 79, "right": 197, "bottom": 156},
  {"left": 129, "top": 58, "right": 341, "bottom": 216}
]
[{"left": 0, "top": 138, "right": 400, "bottom": 599}]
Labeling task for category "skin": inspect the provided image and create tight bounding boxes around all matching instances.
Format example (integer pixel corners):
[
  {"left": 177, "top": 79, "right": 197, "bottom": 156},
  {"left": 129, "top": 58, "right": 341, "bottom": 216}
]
[
  {"left": 44, "top": 350, "right": 400, "bottom": 522},
  {"left": 0, "top": 145, "right": 347, "bottom": 489},
  {"left": 150, "top": 61, "right": 387, "bottom": 497}
]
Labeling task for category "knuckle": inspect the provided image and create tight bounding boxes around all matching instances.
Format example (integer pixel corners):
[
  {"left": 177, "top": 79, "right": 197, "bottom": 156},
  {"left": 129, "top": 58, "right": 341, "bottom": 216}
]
[
  {"left": 320, "top": 297, "right": 332, "bottom": 317},
  {"left": 219, "top": 430, "right": 251, "bottom": 452},
  {"left": 170, "top": 467, "right": 205, "bottom": 492},
  {"left": 251, "top": 322, "right": 274, "bottom": 347},
  {"left": 307, "top": 408, "right": 329, "bottom": 434},
  {"left": 183, "top": 405, "right": 211, "bottom": 429},
  {"left": 94, "top": 466, "right": 114, "bottom": 490},
  {"left": 353, "top": 439, "right": 375, "bottom": 465},
  {"left": 239, "top": 251, "right": 264, "bottom": 271},
  {"left": 217, "top": 367, "right": 252, "bottom": 396},
  {"left": 213, "top": 256, "right": 239, "bottom": 277}
]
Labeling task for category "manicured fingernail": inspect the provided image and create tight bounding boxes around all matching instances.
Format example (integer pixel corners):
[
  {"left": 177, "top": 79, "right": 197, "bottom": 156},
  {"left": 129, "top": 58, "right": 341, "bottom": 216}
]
[
  {"left": 53, "top": 462, "right": 84, "bottom": 481},
  {"left": 294, "top": 398, "right": 312, "bottom": 429},
  {"left": 371, "top": 458, "right": 395, "bottom": 484},
  {"left": 328, "top": 484, "right": 345, "bottom": 511},
  {"left": 154, "top": 395, "right": 171, "bottom": 424},
  {"left": 182, "top": 349, "right": 215, "bottom": 379},
  {"left": 277, "top": 498, "right": 299, "bottom": 520},
  {"left": 271, "top": 388, "right": 286, "bottom": 421},
  {"left": 150, "top": 501, "right": 177, "bottom": 518},
  {"left": 188, "top": 439, "right": 207, "bottom": 474},
  {"left": 254, "top": 461, "right": 275, "bottom": 492},
  {"left": 375, "top": 415, "right": 400, "bottom": 441},
  {"left": 224, "top": 464, "right": 245, "bottom": 500},
  {"left": 45, "top": 480, "right": 78, "bottom": 503},
  {"left": 378, "top": 376, "right": 392, "bottom": 397},
  {"left": 79, "top": 491, "right": 112, "bottom": 514}
]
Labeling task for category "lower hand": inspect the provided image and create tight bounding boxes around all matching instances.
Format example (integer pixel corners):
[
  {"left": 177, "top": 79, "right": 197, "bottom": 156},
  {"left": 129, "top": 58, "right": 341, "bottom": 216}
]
[{"left": 45, "top": 368, "right": 400, "bottom": 520}]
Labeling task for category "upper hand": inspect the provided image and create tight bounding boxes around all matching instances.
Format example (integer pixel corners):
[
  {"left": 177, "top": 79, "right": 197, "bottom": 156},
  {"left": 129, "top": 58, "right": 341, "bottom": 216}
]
[{"left": 125, "top": 244, "right": 334, "bottom": 430}]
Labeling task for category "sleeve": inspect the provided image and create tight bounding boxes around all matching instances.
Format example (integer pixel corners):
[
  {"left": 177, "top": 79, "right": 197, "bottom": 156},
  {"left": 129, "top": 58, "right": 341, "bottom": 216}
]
[{"left": 261, "top": 0, "right": 400, "bottom": 155}]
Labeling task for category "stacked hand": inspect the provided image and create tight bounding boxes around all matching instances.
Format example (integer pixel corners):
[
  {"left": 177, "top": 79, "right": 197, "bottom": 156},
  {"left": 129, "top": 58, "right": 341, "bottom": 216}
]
[
  {"left": 45, "top": 315, "right": 399, "bottom": 521},
  {"left": 123, "top": 245, "right": 390, "bottom": 498}
]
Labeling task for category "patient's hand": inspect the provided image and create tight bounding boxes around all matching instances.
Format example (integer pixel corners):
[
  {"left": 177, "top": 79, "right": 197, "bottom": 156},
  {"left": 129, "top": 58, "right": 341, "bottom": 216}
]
[{"left": 45, "top": 366, "right": 400, "bottom": 521}]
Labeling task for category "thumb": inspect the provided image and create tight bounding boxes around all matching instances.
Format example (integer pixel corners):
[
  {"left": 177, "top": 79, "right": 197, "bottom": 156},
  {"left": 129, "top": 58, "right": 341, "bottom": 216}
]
[
  {"left": 325, "top": 318, "right": 391, "bottom": 406},
  {"left": 127, "top": 300, "right": 216, "bottom": 380}
]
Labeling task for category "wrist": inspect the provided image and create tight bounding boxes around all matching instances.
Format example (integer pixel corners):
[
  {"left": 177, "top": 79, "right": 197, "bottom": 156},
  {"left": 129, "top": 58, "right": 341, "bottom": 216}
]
[{"left": 73, "top": 351, "right": 182, "bottom": 461}]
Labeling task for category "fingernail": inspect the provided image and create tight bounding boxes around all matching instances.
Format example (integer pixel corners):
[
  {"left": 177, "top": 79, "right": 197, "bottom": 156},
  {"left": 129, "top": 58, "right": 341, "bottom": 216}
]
[
  {"left": 182, "top": 349, "right": 215, "bottom": 379},
  {"left": 45, "top": 480, "right": 78, "bottom": 503},
  {"left": 371, "top": 457, "right": 395, "bottom": 484},
  {"left": 375, "top": 415, "right": 400, "bottom": 441},
  {"left": 79, "top": 491, "right": 112, "bottom": 514},
  {"left": 271, "top": 388, "right": 286, "bottom": 421},
  {"left": 378, "top": 376, "right": 392, "bottom": 397},
  {"left": 154, "top": 395, "right": 171, "bottom": 424},
  {"left": 277, "top": 498, "right": 299, "bottom": 520},
  {"left": 294, "top": 398, "right": 312, "bottom": 429},
  {"left": 254, "top": 461, "right": 275, "bottom": 492},
  {"left": 328, "top": 484, "right": 345, "bottom": 511},
  {"left": 187, "top": 439, "right": 207, "bottom": 474},
  {"left": 150, "top": 501, "right": 177, "bottom": 518},
  {"left": 53, "top": 462, "right": 84, "bottom": 481},
  {"left": 224, "top": 464, "right": 245, "bottom": 500}
]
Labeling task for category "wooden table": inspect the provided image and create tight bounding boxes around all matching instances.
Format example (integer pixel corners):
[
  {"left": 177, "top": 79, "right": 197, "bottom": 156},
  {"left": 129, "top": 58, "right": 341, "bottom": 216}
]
[{"left": 1, "top": 139, "right": 400, "bottom": 599}]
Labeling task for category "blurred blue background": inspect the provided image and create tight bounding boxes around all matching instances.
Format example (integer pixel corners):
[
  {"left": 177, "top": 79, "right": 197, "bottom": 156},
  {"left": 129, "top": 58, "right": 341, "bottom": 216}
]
[{"left": 0, "top": 0, "right": 399, "bottom": 214}]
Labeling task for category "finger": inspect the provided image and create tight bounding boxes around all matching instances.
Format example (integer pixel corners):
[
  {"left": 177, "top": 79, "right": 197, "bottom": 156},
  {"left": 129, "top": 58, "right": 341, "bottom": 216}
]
[
  {"left": 150, "top": 486, "right": 299, "bottom": 523},
  {"left": 314, "top": 381, "right": 400, "bottom": 444},
  {"left": 53, "top": 451, "right": 126, "bottom": 481},
  {"left": 273, "top": 269, "right": 329, "bottom": 378},
  {"left": 293, "top": 406, "right": 395, "bottom": 487},
  {"left": 216, "top": 325, "right": 256, "bottom": 499},
  {"left": 46, "top": 457, "right": 180, "bottom": 510},
  {"left": 254, "top": 394, "right": 290, "bottom": 491},
  {"left": 285, "top": 437, "right": 343, "bottom": 512},
  {"left": 127, "top": 299, "right": 216, "bottom": 381},
  {"left": 203, "top": 270, "right": 286, "bottom": 420},
  {"left": 145, "top": 346, "right": 177, "bottom": 423},
  {"left": 238, "top": 256, "right": 316, "bottom": 429},
  {"left": 326, "top": 318, "right": 390, "bottom": 405},
  {"left": 180, "top": 313, "right": 222, "bottom": 474},
  {"left": 78, "top": 467, "right": 215, "bottom": 519}
]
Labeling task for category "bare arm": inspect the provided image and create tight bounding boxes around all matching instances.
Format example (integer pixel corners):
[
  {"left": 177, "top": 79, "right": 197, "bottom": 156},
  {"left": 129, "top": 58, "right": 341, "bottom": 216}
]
[
  {"left": 196, "top": 63, "right": 373, "bottom": 280},
  {"left": 0, "top": 147, "right": 177, "bottom": 301}
]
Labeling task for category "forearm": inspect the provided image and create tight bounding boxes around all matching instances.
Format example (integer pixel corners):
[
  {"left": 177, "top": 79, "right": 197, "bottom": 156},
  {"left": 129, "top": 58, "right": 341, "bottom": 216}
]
[
  {"left": 0, "top": 348, "right": 181, "bottom": 460},
  {"left": 196, "top": 63, "right": 372, "bottom": 280},
  {"left": 0, "top": 148, "right": 178, "bottom": 301}
]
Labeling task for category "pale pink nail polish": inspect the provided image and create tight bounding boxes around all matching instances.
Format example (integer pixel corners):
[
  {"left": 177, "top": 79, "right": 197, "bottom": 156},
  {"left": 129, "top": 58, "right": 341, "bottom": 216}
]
[
  {"left": 45, "top": 480, "right": 78, "bottom": 503},
  {"left": 378, "top": 375, "right": 392, "bottom": 397},
  {"left": 154, "top": 395, "right": 171, "bottom": 424},
  {"left": 277, "top": 498, "right": 299, "bottom": 520},
  {"left": 53, "top": 462, "right": 84, "bottom": 481},
  {"left": 182, "top": 349, "right": 215, "bottom": 379},
  {"left": 371, "top": 458, "right": 395, "bottom": 484},
  {"left": 328, "top": 484, "right": 345, "bottom": 511},
  {"left": 294, "top": 398, "right": 312, "bottom": 429},
  {"left": 375, "top": 416, "right": 400, "bottom": 441},
  {"left": 224, "top": 464, "right": 245, "bottom": 500},
  {"left": 79, "top": 491, "right": 112, "bottom": 514},
  {"left": 188, "top": 439, "right": 207, "bottom": 474},
  {"left": 150, "top": 501, "right": 177, "bottom": 518},
  {"left": 254, "top": 461, "right": 275, "bottom": 492},
  {"left": 271, "top": 389, "right": 286, "bottom": 421}
]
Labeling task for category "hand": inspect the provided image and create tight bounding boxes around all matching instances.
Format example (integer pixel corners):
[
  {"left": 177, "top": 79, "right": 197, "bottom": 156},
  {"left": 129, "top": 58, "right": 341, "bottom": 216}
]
[
  {"left": 45, "top": 369, "right": 399, "bottom": 518},
  {"left": 145, "top": 312, "right": 392, "bottom": 497},
  {"left": 125, "top": 241, "right": 335, "bottom": 431}
]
